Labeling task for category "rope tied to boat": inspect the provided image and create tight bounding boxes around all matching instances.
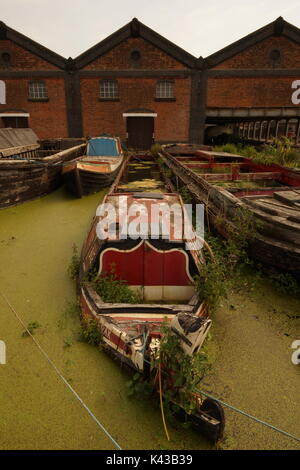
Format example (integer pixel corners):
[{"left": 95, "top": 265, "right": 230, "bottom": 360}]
[{"left": 158, "top": 362, "right": 170, "bottom": 442}]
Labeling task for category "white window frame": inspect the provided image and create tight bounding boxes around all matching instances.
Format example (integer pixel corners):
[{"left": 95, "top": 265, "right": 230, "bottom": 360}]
[
  {"left": 0, "top": 80, "right": 5, "bottom": 104},
  {"left": 156, "top": 80, "right": 175, "bottom": 99},
  {"left": 100, "top": 80, "right": 119, "bottom": 99},
  {"left": 28, "top": 81, "right": 48, "bottom": 100}
]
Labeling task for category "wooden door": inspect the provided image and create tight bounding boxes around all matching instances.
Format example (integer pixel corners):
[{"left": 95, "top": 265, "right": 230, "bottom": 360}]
[{"left": 127, "top": 117, "right": 154, "bottom": 150}]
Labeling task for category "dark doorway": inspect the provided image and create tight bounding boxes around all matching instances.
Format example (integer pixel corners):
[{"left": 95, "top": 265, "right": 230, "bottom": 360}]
[
  {"left": 2, "top": 116, "right": 28, "bottom": 128},
  {"left": 127, "top": 117, "right": 154, "bottom": 150}
]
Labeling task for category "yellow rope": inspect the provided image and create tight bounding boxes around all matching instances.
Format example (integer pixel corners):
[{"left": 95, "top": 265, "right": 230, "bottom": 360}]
[{"left": 158, "top": 362, "right": 170, "bottom": 441}]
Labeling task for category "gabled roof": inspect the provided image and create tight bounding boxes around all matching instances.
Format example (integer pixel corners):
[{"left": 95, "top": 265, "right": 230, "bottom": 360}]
[
  {"left": 0, "top": 21, "right": 67, "bottom": 69},
  {"left": 74, "top": 18, "right": 197, "bottom": 69},
  {"left": 205, "top": 17, "right": 300, "bottom": 68}
]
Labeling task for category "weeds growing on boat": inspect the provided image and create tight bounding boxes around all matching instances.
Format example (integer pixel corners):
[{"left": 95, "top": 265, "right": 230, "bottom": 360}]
[
  {"left": 214, "top": 143, "right": 238, "bottom": 155},
  {"left": 79, "top": 318, "right": 102, "bottom": 345},
  {"left": 214, "top": 137, "right": 300, "bottom": 167},
  {"left": 85, "top": 264, "right": 143, "bottom": 304},
  {"left": 157, "top": 319, "right": 212, "bottom": 416},
  {"left": 22, "top": 320, "right": 41, "bottom": 337},
  {"left": 67, "top": 243, "right": 80, "bottom": 280},
  {"left": 150, "top": 143, "right": 162, "bottom": 156},
  {"left": 179, "top": 186, "right": 193, "bottom": 203},
  {"left": 126, "top": 373, "right": 153, "bottom": 398},
  {"left": 94, "top": 272, "right": 143, "bottom": 303},
  {"left": 195, "top": 208, "right": 259, "bottom": 311}
]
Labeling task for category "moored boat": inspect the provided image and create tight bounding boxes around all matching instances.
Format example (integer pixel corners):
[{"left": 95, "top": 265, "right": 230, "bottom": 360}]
[
  {"left": 62, "top": 136, "right": 124, "bottom": 197},
  {"left": 161, "top": 144, "right": 300, "bottom": 274},
  {"left": 0, "top": 142, "right": 85, "bottom": 208},
  {"left": 78, "top": 154, "right": 225, "bottom": 443}
]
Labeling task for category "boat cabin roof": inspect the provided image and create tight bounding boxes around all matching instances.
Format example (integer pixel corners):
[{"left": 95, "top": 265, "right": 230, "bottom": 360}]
[
  {"left": 86, "top": 136, "right": 121, "bottom": 157},
  {"left": 103, "top": 192, "right": 190, "bottom": 243}
]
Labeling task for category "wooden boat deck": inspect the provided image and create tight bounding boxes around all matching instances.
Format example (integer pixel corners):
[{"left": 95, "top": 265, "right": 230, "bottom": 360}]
[{"left": 161, "top": 144, "right": 300, "bottom": 272}]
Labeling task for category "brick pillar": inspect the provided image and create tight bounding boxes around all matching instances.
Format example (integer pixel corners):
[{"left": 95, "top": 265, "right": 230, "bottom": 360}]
[{"left": 189, "top": 70, "right": 207, "bottom": 144}]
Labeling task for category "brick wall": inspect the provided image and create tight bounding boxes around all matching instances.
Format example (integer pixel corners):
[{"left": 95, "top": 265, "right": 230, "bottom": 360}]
[
  {"left": 0, "top": 40, "right": 59, "bottom": 70},
  {"left": 84, "top": 37, "right": 186, "bottom": 70},
  {"left": 207, "top": 76, "right": 298, "bottom": 108},
  {"left": 207, "top": 35, "right": 300, "bottom": 109},
  {"left": 0, "top": 39, "right": 68, "bottom": 138},
  {"left": 80, "top": 36, "right": 191, "bottom": 142},
  {"left": 213, "top": 36, "right": 300, "bottom": 69},
  {"left": 80, "top": 76, "right": 191, "bottom": 141},
  {"left": 0, "top": 77, "right": 68, "bottom": 138}
]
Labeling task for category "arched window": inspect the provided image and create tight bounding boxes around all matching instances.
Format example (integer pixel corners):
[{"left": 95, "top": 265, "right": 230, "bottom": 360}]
[
  {"left": 243, "top": 122, "right": 249, "bottom": 138},
  {"left": 28, "top": 80, "right": 48, "bottom": 100},
  {"left": 254, "top": 122, "right": 260, "bottom": 140},
  {"left": 248, "top": 122, "right": 254, "bottom": 139},
  {"left": 156, "top": 80, "right": 175, "bottom": 99},
  {"left": 0, "top": 80, "right": 5, "bottom": 104},
  {"left": 260, "top": 121, "right": 268, "bottom": 140},
  {"left": 277, "top": 119, "right": 286, "bottom": 137},
  {"left": 269, "top": 120, "right": 276, "bottom": 139}
]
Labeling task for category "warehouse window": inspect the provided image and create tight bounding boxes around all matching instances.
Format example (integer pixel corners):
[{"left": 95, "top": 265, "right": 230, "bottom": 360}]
[
  {"left": 100, "top": 80, "right": 119, "bottom": 100},
  {"left": 155, "top": 80, "right": 175, "bottom": 100},
  {"left": 28, "top": 81, "right": 48, "bottom": 100}
]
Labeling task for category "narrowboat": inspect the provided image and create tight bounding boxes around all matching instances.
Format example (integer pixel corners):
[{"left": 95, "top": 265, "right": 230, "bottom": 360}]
[
  {"left": 161, "top": 144, "right": 300, "bottom": 274},
  {"left": 78, "top": 154, "right": 225, "bottom": 443},
  {"left": 0, "top": 142, "right": 85, "bottom": 209},
  {"left": 62, "top": 136, "right": 124, "bottom": 197}
]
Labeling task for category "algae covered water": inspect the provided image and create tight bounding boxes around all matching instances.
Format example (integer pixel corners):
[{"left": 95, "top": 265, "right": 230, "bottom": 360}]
[{"left": 0, "top": 186, "right": 299, "bottom": 450}]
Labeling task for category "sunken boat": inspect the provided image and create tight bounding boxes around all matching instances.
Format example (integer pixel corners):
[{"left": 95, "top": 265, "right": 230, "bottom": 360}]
[
  {"left": 0, "top": 142, "right": 85, "bottom": 209},
  {"left": 161, "top": 144, "right": 300, "bottom": 274},
  {"left": 62, "top": 136, "right": 124, "bottom": 197},
  {"left": 78, "top": 154, "right": 225, "bottom": 443}
]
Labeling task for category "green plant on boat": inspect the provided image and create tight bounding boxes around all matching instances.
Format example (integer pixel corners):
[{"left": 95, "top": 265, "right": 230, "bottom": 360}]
[
  {"left": 178, "top": 186, "right": 193, "bottom": 203},
  {"left": 86, "top": 263, "right": 143, "bottom": 304},
  {"left": 67, "top": 243, "right": 80, "bottom": 280},
  {"left": 22, "top": 320, "right": 41, "bottom": 337},
  {"left": 79, "top": 317, "right": 102, "bottom": 345},
  {"left": 214, "top": 137, "right": 300, "bottom": 167},
  {"left": 214, "top": 143, "right": 239, "bottom": 155},
  {"left": 225, "top": 207, "right": 259, "bottom": 267},
  {"left": 126, "top": 372, "right": 153, "bottom": 398},
  {"left": 155, "top": 319, "right": 212, "bottom": 416},
  {"left": 195, "top": 208, "right": 259, "bottom": 311},
  {"left": 150, "top": 143, "right": 162, "bottom": 156},
  {"left": 164, "top": 168, "right": 173, "bottom": 179}
]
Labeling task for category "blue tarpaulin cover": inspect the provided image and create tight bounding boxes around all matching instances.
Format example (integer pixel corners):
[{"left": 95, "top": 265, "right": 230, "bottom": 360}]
[{"left": 87, "top": 138, "right": 119, "bottom": 157}]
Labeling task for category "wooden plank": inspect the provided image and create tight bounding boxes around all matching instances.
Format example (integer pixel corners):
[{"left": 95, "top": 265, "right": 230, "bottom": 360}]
[
  {"left": 274, "top": 191, "right": 300, "bottom": 204},
  {"left": 243, "top": 199, "right": 279, "bottom": 216},
  {"left": 0, "top": 144, "right": 40, "bottom": 158},
  {"left": 258, "top": 198, "right": 300, "bottom": 212}
]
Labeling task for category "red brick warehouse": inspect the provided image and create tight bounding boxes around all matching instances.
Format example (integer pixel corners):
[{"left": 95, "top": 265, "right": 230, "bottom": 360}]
[{"left": 0, "top": 16, "right": 300, "bottom": 147}]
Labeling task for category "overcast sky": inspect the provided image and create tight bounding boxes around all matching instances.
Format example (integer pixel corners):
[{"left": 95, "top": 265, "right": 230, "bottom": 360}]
[{"left": 1, "top": 0, "right": 300, "bottom": 59}]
